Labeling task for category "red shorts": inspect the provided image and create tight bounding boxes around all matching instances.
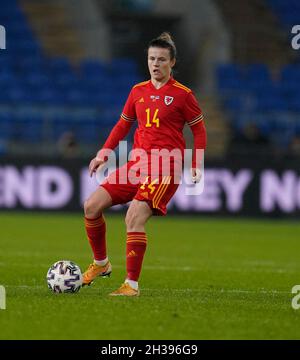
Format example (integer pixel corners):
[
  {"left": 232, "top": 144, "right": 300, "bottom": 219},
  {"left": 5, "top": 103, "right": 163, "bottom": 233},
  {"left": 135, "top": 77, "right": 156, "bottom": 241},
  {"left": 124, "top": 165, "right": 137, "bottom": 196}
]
[{"left": 101, "top": 162, "right": 180, "bottom": 216}]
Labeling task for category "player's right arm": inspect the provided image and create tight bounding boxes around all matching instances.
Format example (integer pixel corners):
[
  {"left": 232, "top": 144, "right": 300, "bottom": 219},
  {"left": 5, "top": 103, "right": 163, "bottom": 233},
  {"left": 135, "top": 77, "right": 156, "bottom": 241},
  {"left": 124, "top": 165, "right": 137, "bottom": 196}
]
[
  {"left": 88, "top": 117, "right": 134, "bottom": 176},
  {"left": 89, "top": 89, "right": 137, "bottom": 177}
]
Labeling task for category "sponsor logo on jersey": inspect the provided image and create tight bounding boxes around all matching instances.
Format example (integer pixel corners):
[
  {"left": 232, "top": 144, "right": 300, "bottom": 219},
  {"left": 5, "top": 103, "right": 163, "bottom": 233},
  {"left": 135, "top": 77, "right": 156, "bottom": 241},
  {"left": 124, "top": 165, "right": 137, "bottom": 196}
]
[
  {"left": 150, "top": 95, "right": 160, "bottom": 102},
  {"left": 164, "top": 96, "right": 174, "bottom": 105}
]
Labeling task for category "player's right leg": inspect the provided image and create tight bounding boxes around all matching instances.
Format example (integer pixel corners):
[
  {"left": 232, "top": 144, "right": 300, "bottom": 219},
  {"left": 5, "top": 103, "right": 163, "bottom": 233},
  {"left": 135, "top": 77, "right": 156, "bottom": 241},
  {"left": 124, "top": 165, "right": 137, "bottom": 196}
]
[{"left": 82, "top": 186, "right": 113, "bottom": 286}]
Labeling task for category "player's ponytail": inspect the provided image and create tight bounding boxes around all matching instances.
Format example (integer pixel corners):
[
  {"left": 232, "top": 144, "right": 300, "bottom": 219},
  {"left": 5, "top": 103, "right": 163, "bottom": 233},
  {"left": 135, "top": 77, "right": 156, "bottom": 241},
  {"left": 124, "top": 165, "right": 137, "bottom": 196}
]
[{"left": 148, "top": 32, "right": 177, "bottom": 60}]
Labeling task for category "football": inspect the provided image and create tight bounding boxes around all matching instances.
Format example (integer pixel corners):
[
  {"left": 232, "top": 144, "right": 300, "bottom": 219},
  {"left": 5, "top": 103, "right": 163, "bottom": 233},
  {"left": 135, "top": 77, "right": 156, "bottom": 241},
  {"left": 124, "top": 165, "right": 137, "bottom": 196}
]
[{"left": 46, "top": 260, "right": 83, "bottom": 293}]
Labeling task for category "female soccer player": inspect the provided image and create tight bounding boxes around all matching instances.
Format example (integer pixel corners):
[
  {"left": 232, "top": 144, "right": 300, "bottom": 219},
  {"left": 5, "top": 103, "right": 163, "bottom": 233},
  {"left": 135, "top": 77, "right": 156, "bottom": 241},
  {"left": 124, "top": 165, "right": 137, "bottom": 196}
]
[{"left": 83, "top": 32, "right": 207, "bottom": 296}]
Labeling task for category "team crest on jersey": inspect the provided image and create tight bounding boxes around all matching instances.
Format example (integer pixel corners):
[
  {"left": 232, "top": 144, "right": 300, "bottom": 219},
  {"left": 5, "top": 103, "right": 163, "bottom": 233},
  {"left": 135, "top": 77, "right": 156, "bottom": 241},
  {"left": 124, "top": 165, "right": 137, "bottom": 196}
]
[{"left": 164, "top": 96, "right": 174, "bottom": 105}]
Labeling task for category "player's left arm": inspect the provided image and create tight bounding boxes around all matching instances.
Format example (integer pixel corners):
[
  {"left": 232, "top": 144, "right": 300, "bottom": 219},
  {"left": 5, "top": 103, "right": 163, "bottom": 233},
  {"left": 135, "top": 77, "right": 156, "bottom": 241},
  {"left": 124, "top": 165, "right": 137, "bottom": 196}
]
[
  {"left": 189, "top": 120, "right": 206, "bottom": 182},
  {"left": 183, "top": 92, "right": 207, "bottom": 183}
]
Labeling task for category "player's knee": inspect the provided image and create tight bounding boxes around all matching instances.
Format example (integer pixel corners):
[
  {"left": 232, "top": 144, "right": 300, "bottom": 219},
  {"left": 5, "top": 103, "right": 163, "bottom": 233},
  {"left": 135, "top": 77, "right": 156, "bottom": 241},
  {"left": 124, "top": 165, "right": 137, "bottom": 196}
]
[
  {"left": 125, "top": 209, "right": 142, "bottom": 229},
  {"left": 84, "top": 198, "right": 103, "bottom": 218}
]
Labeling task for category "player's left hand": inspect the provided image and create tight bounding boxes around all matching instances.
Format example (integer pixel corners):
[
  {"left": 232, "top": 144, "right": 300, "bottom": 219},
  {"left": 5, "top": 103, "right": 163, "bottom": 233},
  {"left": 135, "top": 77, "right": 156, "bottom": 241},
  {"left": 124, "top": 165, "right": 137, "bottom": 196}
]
[{"left": 191, "top": 168, "right": 202, "bottom": 183}]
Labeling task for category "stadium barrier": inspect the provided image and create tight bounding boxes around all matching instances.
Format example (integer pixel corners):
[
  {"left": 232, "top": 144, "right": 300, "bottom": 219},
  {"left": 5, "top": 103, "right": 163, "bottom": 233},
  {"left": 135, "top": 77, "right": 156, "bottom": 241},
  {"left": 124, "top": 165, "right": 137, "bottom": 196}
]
[{"left": 0, "top": 157, "right": 299, "bottom": 217}]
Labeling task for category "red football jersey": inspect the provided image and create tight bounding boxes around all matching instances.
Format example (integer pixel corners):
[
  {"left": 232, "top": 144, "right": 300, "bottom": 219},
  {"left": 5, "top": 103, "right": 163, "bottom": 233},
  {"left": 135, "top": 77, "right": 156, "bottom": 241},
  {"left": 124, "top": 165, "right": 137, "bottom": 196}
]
[{"left": 121, "top": 77, "right": 203, "bottom": 157}]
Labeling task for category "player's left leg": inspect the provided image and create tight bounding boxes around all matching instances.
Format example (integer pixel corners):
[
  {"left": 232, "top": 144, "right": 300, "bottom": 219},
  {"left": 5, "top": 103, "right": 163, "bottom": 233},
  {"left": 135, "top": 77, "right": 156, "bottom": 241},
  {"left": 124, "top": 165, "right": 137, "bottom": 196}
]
[
  {"left": 109, "top": 172, "right": 180, "bottom": 297},
  {"left": 109, "top": 200, "right": 152, "bottom": 297}
]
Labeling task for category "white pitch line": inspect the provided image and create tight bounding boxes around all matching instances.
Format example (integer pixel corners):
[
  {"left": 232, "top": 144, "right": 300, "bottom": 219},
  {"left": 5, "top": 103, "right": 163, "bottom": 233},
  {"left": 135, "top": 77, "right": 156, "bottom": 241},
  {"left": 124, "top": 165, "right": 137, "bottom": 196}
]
[
  {"left": 3, "top": 253, "right": 300, "bottom": 272},
  {"left": 1, "top": 262, "right": 298, "bottom": 274},
  {"left": 0, "top": 263, "right": 194, "bottom": 272},
  {"left": 6, "top": 252, "right": 300, "bottom": 268},
  {"left": 141, "top": 288, "right": 290, "bottom": 294},
  {"left": 4, "top": 285, "right": 290, "bottom": 295}
]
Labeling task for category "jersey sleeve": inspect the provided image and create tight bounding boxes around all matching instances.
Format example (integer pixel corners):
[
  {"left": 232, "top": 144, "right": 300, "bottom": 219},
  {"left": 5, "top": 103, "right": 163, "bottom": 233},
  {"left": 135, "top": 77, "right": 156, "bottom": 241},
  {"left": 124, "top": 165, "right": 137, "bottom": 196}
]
[
  {"left": 98, "top": 116, "right": 134, "bottom": 159},
  {"left": 183, "top": 92, "right": 204, "bottom": 127},
  {"left": 121, "top": 89, "right": 136, "bottom": 123}
]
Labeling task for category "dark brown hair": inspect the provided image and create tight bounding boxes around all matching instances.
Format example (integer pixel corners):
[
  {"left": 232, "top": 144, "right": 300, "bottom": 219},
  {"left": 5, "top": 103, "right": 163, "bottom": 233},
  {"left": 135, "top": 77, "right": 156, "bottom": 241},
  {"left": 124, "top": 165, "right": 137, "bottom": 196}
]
[{"left": 148, "top": 32, "right": 177, "bottom": 60}]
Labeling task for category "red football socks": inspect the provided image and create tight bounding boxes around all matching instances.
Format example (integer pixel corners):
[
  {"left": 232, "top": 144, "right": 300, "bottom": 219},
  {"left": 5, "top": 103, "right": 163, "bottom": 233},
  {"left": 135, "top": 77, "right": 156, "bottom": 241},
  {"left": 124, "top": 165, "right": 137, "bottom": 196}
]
[
  {"left": 84, "top": 215, "right": 107, "bottom": 261},
  {"left": 126, "top": 232, "right": 147, "bottom": 281}
]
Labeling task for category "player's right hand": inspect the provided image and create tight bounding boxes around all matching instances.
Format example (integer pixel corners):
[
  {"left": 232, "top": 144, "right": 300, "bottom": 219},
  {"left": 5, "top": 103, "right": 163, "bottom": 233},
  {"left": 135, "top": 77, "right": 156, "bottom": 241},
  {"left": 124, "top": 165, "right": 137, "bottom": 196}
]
[{"left": 89, "top": 157, "right": 105, "bottom": 177}]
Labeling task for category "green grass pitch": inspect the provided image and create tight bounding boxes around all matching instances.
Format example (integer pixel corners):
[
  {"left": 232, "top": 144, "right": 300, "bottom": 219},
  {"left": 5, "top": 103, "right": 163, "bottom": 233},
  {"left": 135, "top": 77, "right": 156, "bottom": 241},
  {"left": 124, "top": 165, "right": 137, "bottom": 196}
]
[{"left": 0, "top": 212, "right": 300, "bottom": 340}]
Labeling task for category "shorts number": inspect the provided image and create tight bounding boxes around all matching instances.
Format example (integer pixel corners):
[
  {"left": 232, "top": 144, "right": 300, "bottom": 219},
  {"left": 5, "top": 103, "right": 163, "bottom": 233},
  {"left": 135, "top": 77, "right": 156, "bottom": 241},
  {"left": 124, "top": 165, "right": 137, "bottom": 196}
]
[{"left": 140, "top": 177, "right": 159, "bottom": 194}]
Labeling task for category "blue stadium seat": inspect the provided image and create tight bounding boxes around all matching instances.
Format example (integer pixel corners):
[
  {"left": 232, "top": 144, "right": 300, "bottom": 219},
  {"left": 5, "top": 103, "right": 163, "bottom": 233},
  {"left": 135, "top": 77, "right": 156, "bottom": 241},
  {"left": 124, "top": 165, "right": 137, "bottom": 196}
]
[
  {"left": 254, "top": 94, "right": 287, "bottom": 112},
  {"left": 216, "top": 63, "right": 242, "bottom": 79},
  {"left": 83, "top": 91, "right": 104, "bottom": 107},
  {"left": 281, "top": 65, "right": 300, "bottom": 81},
  {"left": 54, "top": 73, "right": 81, "bottom": 90},
  {"left": 31, "top": 88, "right": 65, "bottom": 105},
  {"left": 244, "top": 64, "right": 270, "bottom": 80},
  {"left": 101, "top": 108, "right": 123, "bottom": 125},
  {"left": 216, "top": 63, "right": 245, "bottom": 92},
  {"left": 17, "top": 56, "right": 47, "bottom": 73},
  {"left": 47, "top": 57, "right": 73, "bottom": 75},
  {"left": 110, "top": 58, "right": 139, "bottom": 74},
  {"left": 15, "top": 114, "right": 44, "bottom": 143},
  {"left": 243, "top": 63, "right": 274, "bottom": 91},
  {"left": 116, "top": 74, "right": 142, "bottom": 91},
  {"left": 0, "top": 113, "right": 14, "bottom": 140},
  {"left": 279, "top": 12, "right": 299, "bottom": 26},
  {"left": 64, "top": 89, "right": 87, "bottom": 106},
  {"left": 294, "top": 121, "right": 300, "bottom": 135},
  {"left": 268, "top": 0, "right": 300, "bottom": 27},
  {"left": 23, "top": 71, "right": 52, "bottom": 88},
  {"left": 0, "top": 70, "right": 17, "bottom": 86},
  {"left": 287, "top": 96, "right": 300, "bottom": 112},
  {"left": 223, "top": 97, "right": 245, "bottom": 113},
  {"left": 80, "top": 60, "right": 108, "bottom": 79},
  {"left": 52, "top": 116, "right": 75, "bottom": 141},
  {"left": 74, "top": 117, "right": 102, "bottom": 143},
  {"left": 280, "top": 65, "right": 300, "bottom": 95},
  {"left": 0, "top": 54, "right": 11, "bottom": 68},
  {"left": 0, "top": 91, "right": 11, "bottom": 104},
  {"left": 7, "top": 85, "right": 31, "bottom": 104}
]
